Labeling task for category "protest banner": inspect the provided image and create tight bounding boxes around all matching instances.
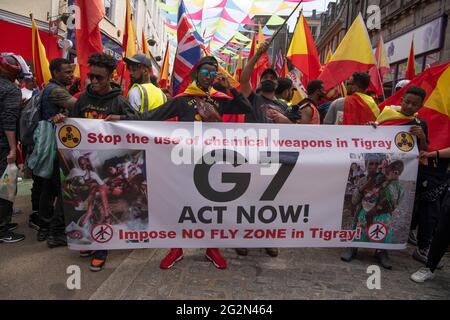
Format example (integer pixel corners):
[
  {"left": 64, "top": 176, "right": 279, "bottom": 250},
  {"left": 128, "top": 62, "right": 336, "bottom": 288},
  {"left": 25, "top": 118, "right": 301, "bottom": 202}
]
[{"left": 57, "top": 119, "right": 418, "bottom": 250}]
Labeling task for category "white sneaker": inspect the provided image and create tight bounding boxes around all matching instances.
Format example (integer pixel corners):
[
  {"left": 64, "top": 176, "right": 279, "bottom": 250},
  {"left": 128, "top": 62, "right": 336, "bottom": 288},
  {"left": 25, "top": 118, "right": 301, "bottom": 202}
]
[{"left": 410, "top": 267, "right": 435, "bottom": 283}]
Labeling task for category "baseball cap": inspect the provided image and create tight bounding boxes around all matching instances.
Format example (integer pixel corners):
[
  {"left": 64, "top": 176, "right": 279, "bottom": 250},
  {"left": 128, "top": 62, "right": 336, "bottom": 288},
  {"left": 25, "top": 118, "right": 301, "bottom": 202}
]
[
  {"left": 197, "top": 56, "right": 219, "bottom": 70},
  {"left": 124, "top": 54, "right": 152, "bottom": 69}
]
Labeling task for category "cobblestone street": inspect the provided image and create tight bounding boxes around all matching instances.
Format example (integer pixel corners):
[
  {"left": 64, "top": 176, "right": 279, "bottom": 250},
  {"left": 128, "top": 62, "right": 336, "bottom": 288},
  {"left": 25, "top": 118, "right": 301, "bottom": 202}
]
[{"left": 91, "top": 246, "right": 450, "bottom": 300}]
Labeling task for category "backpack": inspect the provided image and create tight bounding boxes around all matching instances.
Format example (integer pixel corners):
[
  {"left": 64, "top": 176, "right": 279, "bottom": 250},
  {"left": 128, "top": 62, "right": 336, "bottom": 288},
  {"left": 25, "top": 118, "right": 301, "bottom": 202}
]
[{"left": 19, "top": 93, "right": 42, "bottom": 146}]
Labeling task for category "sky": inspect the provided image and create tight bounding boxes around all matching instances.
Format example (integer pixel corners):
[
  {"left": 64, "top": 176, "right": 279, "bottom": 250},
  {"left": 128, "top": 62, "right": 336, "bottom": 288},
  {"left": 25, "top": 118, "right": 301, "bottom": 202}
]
[{"left": 285, "top": 0, "right": 333, "bottom": 31}]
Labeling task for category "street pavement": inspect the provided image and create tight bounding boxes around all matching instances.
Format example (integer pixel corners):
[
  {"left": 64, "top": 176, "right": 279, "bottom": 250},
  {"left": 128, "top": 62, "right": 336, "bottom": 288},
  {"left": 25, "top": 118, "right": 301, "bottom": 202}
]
[{"left": 1, "top": 180, "right": 449, "bottom": 300}]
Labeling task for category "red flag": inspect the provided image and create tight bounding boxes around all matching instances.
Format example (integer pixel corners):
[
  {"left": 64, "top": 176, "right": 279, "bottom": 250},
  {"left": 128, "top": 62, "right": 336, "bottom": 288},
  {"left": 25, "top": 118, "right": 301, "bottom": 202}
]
[
  {"left": 248, "top": 31, "right": 270, "bottom": 90},
  {"left": 380, "top": 63, "right": 450, "bottom": 151},
  {"left": 159, "top": 41, "right": 170, "bottom": 89},
  {"left": 367, "top": 35, "right": 390, "bottom": 96},
  {"left": 280, "top": 59, "right": 288, "bottom": 77},
  {"left": 75, "top": 0, "right": 105, "bottom": 91},
  {"left": 31, "top": 17, "right": 51, "bottom": 87},
  {"left": 405, "top": 38, "right": 415, "bottom": 80},
  {"left": 342, "top": 92, "right": 380, "bottom": 125},
  {"left": 286, "top": 13, "right": 321, "bottom": 87}
]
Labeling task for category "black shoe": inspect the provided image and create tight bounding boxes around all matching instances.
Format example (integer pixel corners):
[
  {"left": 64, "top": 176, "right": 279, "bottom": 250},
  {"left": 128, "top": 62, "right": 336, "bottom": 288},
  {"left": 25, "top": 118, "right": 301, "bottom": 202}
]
[
  {"left": 375, "top": 249, "right": 392, "bottom": 270},
  {"left": 47, "top": 234, "right": 67, "bottom": 248},
  {"left": 37, "top": 228, "right": 49, "bottom": 242},
  {"left": 341, "top": 247, "right": 358, "bottom": 262},
  {"left": 0, "top": 230, "right": 25, "bottom": 244},
  {"left": 5, "top": 223, "right": 18, "bottom": 232},
  {"left": 90, "top": 250, "right": 108, "bottom": 272},
  {"left": 235, "top": 248, "right": 248, "bottom": 256},
  {"left": 28, "top": 212, "right": 40, "bottom": 231},
  {"left": 265, "top": 248, "right": 279, "bottom": 257}
]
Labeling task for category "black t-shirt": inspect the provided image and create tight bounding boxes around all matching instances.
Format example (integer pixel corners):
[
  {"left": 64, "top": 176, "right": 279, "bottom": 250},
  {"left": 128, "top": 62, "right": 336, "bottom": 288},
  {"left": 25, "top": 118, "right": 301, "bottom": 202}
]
[
  {"left": 404, "top": 118, "right": 449, "bottom": 179},
  {"left": 245, "top": 92, "right": 286, "bottom": 123},
  {"left": 404, "top": 118, "right": 429, "bottom": 146}
]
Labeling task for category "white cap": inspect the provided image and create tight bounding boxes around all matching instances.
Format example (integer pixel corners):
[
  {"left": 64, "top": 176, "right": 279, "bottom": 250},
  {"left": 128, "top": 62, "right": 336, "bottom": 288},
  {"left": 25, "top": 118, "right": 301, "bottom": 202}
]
[{"left": 395, "top": 80, "right": 410, "bottom": 91}]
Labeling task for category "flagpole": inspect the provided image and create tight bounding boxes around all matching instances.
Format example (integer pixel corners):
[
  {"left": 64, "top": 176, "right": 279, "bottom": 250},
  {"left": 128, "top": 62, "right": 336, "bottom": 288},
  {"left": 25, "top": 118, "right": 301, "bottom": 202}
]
[
  {"left": 377, "top": 36, "right": 386, "bottom": 102},
  {"left": 269, "top": 0, "right": 304, "bottom": 44}
]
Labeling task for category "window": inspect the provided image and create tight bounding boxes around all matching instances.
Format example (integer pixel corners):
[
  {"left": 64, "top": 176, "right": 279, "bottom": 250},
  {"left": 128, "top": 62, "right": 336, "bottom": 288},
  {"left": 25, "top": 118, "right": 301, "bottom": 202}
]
[
  {"left": 415, "top": 56, "right": 424, "bottom": 75},
  {"left": 104, "top": 0, "right": 115, "bottom": 21},
  {"left": 425, "top": 52, "right": 440, "bottom": 68},
  {"left": 397, "top": 61, "right": 406, "bottom": 80},
  {"left": 383, "top": 64, "right": 395, "bottom": 83}
]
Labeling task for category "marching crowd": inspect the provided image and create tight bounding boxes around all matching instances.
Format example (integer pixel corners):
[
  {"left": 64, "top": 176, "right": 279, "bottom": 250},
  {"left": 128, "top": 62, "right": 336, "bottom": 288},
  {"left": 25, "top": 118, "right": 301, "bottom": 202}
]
[{"left": 0, "top": 40, "right": 448, "bottom": 285}]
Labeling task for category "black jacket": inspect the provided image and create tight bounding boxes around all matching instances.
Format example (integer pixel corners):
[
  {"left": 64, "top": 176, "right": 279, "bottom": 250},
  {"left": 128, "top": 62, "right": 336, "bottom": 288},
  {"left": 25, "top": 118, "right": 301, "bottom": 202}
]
[
  {"left": 122, "top": 88, "right": 252, "bottom": 122},
  {"left": 71, "top": 83, "right": 137, "bottom": 119},
  {"left": 0, "top": 76, "right": 21, "bottom": 147}
]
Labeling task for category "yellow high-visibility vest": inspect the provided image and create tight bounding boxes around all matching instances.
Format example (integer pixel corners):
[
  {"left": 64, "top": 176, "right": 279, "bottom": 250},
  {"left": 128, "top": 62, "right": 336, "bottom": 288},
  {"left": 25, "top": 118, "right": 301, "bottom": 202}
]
[{"left": 129, "top": 83, "right": 167, "bottom": 113}]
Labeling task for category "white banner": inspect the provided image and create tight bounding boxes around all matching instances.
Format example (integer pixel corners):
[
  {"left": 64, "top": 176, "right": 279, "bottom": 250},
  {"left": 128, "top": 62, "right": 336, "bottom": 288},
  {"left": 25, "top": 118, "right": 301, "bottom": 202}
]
[{"left": 57, "top": 119, "right": 419, "bottom": 250}]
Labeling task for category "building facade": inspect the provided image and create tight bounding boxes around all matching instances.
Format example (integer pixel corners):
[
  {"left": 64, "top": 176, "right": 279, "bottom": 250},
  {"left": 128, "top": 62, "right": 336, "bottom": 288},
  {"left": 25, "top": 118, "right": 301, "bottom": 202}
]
[
  {"left": 0, "top": 0, "right": 169, "bottom": 74},
  {"left": 316, "top": 0, "right": 449, "bottom": 95}
]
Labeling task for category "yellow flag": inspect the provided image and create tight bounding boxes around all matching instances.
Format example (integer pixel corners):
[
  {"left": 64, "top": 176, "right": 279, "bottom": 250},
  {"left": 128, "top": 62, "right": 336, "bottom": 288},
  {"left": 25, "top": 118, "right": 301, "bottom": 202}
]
[
  {"left": 124, "top": 0, "right": 137, "bottom": 57},
  {"left": 325, "top": 47, "right": 332, "bottom": 64},
  {"left": 319, "top": 13, "right": 376, "bottom": 90},
  {"left": 31, "top": 17, "right": 51, "bottom": 86}
]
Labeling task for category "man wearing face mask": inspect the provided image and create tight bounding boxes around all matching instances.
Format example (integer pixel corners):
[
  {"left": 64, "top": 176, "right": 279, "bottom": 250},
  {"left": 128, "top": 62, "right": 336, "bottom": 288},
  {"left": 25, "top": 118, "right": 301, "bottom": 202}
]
[
  {"left": 295, "top": 80, "right": 326, "bottom": 124},
  {"left": 267, "top": 80, "right": 326, "bottom": 125},
  {"left": 240, "top": 41, "right": 286, "bottom": 123},
  {"left": 274, "top": 77, "right": 294, "bottom": 112},
  {"left": 125, "top": 54, "right": 167, "bottom": 113},
  {"left": 109, "top": 56, "right": 252, "bottom": 123}
]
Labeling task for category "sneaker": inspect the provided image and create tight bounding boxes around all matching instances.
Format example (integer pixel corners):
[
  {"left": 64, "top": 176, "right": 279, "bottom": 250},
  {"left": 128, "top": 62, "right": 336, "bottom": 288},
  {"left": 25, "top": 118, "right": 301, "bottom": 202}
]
[
  {"left": 265, "top": 248, "right": 279, "bottom": 257},
  {"left": 80, "top": 250, "right": 95, "bottom": 257},
  {"left": 47, "top": 234, "right": 67, "bottom": 248},
  {"left": 37, "top": 228, "right": 49, "bottom": 242},
  {"left": 341, "top": 247, "right": 358, "bottom": 262},
  {"left": 160, "top": 248, "right": 183, "bottom": 269},
  {"left": 206, "top": 248, "right": 227, "bottom": 269},
  {"left": 235, "top": 248, "right": 248, "bottom": 256},
  {"left": 0, "top": 230, "right": 25, "bottom": 243},
  {"left": 28, "top": 212, "right": 40, "bottom": 231},
  {"left": 5, "top": 223, "right": 18, "bottom": 232},
  {"left": 408, "top": 230, "right": 417, "bottom": 246},
  {"left": 410, "top": 267, "right": 435, "bottom": 283},
  {"left": 90, "top": 251, "right": 108, "bottom": 272},
  {"left": 375, "top": 249, "right": 392, "bottom": 270},
  {"left": 413, "top": 247, "right": 429, "bottom": 264}
]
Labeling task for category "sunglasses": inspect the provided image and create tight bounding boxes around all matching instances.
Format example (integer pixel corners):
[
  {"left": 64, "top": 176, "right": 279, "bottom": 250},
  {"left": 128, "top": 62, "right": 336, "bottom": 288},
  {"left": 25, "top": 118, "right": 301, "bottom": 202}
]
[
  {"left": 88, "top": 73, "right": 105, "bottom": 81},
  {"left": 198, "top": 69, "right": 217, "bottom": 79}
]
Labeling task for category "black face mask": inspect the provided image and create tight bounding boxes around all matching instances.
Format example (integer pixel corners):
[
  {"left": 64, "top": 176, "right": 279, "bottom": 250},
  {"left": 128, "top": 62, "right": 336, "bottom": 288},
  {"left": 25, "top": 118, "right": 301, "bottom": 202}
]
[{"left": 260, "top": 80, "right": 276, "bottom": 93}]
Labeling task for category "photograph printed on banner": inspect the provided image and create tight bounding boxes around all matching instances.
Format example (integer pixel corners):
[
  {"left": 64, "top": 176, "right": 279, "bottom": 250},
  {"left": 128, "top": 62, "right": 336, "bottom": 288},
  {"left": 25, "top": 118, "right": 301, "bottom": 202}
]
[
  {"left": 58, "top": 150, "right": 148, "bottom": 245},
  {"left": 341, "top": 153, "right": 416, "bottom": 244}
]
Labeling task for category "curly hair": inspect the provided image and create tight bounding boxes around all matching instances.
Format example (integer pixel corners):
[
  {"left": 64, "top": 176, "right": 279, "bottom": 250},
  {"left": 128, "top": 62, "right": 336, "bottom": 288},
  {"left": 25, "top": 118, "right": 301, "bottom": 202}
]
[{"left": 88, "top": 53, "right": 117, "bottom": 74}]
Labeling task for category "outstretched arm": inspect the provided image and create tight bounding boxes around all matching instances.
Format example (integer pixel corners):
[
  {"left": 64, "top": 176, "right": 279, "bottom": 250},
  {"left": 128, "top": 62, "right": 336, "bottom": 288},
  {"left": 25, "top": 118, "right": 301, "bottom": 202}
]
[{"left": 240, "top": 41, "right": 270, "bottom": 98}]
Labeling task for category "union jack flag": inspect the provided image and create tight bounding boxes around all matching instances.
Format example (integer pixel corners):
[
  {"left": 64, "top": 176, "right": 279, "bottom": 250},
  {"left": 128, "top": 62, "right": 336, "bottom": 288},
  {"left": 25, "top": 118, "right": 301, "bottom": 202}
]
[
  {"left": 274, "top": 50, "right": 284, "bottom": 76},
  {"left": 171, "top": 0, "right": 203, "bottom": 96}
]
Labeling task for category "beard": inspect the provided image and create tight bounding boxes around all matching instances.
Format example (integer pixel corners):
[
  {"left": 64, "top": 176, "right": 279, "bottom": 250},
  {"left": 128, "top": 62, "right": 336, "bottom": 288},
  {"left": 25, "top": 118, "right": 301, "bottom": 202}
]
[{"left": 131, "top": 75, "right": 144, "bottom": 85}]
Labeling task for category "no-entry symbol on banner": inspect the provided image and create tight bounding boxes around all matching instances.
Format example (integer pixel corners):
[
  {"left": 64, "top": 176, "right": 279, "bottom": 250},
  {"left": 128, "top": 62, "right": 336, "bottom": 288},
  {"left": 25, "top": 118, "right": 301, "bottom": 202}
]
[
  {"left": 91, "top": 224, "right": 113, "bottom": 243},
  {"left": 368, "top": 222, "right": 388, "bottom": 242}
]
